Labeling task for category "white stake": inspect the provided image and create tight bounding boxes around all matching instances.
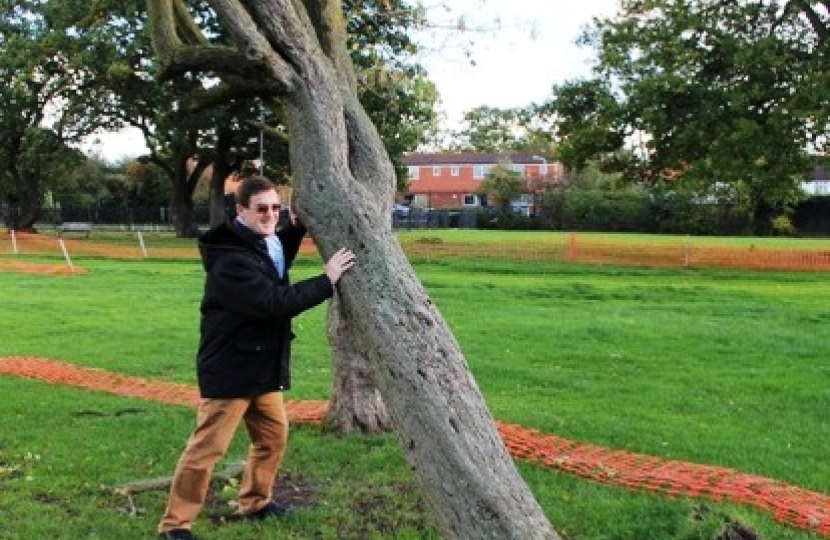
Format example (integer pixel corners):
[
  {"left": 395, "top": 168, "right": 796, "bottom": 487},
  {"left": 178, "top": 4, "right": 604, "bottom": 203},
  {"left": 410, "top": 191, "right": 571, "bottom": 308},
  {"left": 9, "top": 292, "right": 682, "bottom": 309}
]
[
  {"left": 684, "top": 234, "right": 690, "bottom": 268},
  {"left": 11, "top": 230, "right": 18, "bottom": 255},
  {"left": 58, "top": 238, "right": 75, "bottom": 274},
  {"left": 137, "top": 231, "right": 148, "bottom": 257}
]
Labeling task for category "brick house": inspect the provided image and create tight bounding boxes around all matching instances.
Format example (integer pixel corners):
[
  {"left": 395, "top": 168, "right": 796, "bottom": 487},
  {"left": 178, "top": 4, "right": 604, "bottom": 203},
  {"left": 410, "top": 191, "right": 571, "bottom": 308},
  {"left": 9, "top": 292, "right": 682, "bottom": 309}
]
[{"left": 400, "top": 152, "right": 563, "bottom": 213}]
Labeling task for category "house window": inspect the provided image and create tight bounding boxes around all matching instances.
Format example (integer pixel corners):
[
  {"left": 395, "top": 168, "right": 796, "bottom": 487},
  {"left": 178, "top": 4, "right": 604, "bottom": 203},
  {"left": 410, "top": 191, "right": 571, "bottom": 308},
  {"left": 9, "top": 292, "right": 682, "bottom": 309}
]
[
  {"left": 451, "top": 166, "right": 459, "bottom": 177},
  {"left": 463, "top": 194, "right": 478, "bottom": 206},
  {"left": 511, "top": 164, "right": 524, "bottom": 174},
  {"left": 473, "top": 165, "right": 486, "bottom": 179},
  {"left": 432, "top": 166, "right": 441, "bottom": 177},
  {"left": 408, "top": 166, "right": 419, "bottom": 179}
]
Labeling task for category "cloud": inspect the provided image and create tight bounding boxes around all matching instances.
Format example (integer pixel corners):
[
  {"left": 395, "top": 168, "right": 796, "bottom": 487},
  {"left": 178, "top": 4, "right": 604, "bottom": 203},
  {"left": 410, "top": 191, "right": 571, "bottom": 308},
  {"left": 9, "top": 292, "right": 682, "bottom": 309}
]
[{"left": 417, "top": 0, "right": 619, "bottom": 126}]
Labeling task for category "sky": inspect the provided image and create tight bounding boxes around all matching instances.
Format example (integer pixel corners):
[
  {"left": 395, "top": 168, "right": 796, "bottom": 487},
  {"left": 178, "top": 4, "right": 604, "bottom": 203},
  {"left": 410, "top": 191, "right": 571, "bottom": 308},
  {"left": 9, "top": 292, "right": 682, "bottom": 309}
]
[
  {"left": 84, "top": 0, "right": 621, "bottom": 161},
  {"left": 417, "top": 0, "right": 621, "bottom": 126}
]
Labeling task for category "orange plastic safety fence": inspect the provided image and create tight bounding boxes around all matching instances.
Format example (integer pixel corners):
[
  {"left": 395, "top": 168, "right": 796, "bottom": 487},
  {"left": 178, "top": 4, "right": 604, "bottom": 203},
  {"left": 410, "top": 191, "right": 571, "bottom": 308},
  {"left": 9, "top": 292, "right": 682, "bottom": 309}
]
[
  {"left": 564, "top": 236, "right": 830, "bottom": 272},
  {"left": 1, "top": 356, "right": 828, "bottom": 535},
  {"left": 0, "top": 232, "right": 317, "bottom": 261},
  {"left": 2, "top": 232, "right": 156, "bottom": 259},
  {"left": 4, "top": 231, "right": 829, "bottom": 272},
  {"left": 497, "top": 424, "right": 830, "bottom": 535}
]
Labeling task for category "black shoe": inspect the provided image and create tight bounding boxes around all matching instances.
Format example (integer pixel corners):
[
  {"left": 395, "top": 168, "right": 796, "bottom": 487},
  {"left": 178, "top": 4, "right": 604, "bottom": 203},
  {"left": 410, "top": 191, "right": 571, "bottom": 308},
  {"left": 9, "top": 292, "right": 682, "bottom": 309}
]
[
  {"left": 159, "top": 529, "right": 200, "bottom": 540},
  {"left": 248, "top": 500, "right": 290, "bottom": 520}
]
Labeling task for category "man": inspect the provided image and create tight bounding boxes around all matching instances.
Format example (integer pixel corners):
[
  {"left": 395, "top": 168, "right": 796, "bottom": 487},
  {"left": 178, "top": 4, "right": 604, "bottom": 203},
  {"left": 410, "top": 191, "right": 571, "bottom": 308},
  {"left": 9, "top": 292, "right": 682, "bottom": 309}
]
[{"left": 158, "top": 176, "right": 355, "bottom": 540}]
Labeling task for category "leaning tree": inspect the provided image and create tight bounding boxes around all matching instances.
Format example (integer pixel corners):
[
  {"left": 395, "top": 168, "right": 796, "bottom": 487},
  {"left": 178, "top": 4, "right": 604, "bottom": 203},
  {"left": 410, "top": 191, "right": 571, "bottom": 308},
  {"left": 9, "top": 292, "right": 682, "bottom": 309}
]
[{"left": 145, "top": 1, "right": 560, "bottom": 538}]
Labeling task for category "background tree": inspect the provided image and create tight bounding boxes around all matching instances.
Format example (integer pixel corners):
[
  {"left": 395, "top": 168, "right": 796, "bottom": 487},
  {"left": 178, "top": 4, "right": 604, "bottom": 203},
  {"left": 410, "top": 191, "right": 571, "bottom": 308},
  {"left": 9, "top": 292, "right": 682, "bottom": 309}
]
[
  {"left": 450, "top": 105, "right": 525, "bottom": 152},
  {"left": 113, "top": 158, "right": 173, "bottom": 207},
  {"left": 539, "top": 79, "right": 628, "bottom": 174},
  {"left": 144, "top": 1, "right": 560, "bottom": 538},
  {"left": 477, "top": 162, "right": 524, "bottom": 215},
  {"left": 450, "top": 104, "right": 558, "bottom": 160},
  {"left": 54, "top": 155, "right": 113, "bottom": 208},
  {"left": 546, "top": 0, "right": 830, "bottom": 234},
  {"left": 0, "top": 1, "right": 121, "bottom": 229}
]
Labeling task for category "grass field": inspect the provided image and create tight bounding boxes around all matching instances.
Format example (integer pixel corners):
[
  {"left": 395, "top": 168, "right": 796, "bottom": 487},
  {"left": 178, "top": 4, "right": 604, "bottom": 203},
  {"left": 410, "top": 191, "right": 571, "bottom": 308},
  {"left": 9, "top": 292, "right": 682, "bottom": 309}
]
[{"left": 1, "top": 231, "right": 828, "bottom": 539}]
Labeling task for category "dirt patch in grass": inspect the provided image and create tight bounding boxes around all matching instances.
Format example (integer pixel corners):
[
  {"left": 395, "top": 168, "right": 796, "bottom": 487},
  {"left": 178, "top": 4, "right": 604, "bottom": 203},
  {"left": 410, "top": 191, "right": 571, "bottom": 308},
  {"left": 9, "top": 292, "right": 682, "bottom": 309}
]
[
  {"left": 342, "top": 483, "right": 431, "bottom": 539},
  {"left": 205, "top": 473, "right": 322, "bottom": 525},
  {"left": 693, "top": 504, "right": 761, "bottom": 540},
  {"left": 203, "top": 475, "right": 432, "bottom": 538}
]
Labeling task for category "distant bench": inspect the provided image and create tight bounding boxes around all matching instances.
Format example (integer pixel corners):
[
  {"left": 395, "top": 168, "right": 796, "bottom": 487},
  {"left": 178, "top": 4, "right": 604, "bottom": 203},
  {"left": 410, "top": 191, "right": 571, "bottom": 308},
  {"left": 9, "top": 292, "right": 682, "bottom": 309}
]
[{"left": 56, "top": 222, "right": 93, "bottom": 238}]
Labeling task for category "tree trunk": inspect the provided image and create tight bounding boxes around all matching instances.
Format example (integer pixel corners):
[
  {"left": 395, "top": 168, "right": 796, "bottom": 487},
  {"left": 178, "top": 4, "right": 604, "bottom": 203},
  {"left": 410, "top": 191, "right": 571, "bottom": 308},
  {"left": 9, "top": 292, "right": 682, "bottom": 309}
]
[
  {"left": 209, "top": 162, "right": 231, "bottom": 227},
  {"left": 170, "top": 177, "right": 199, "bottom": 238},
  {"left": 323, "top": 296, "right": 391, "bottom": 434},
  {"left": 148, "top": 1, "right": 561, "bottom": 538},
  {"left": 209, "top": 129, "right": 236, "bottom": 227},
  {"left": 13, "top": 170, "right": 42, "bottom": 231},
  {"left": 169, "top": 153, "right": 205, "bottom": 238}
]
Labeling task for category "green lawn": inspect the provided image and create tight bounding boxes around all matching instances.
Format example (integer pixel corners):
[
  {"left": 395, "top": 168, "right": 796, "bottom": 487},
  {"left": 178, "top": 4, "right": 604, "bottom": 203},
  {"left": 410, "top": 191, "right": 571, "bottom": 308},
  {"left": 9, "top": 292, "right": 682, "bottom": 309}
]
[{"left": 0, "top": 238, "right": 828, "bottom": 539}]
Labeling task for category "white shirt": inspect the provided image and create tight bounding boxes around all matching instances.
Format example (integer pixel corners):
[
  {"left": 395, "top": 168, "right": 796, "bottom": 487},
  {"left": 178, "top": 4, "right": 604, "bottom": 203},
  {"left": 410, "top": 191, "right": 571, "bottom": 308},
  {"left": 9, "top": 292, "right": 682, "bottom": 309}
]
[{"left": 264, "top": 234, "right": 285, "bottom": 278}]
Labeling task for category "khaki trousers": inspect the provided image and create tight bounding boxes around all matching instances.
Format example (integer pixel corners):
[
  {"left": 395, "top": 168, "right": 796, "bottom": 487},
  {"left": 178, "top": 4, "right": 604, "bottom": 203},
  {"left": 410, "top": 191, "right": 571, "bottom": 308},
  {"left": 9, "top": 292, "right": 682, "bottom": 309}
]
[{"left": 158, "top": 392, "right": 288, "bottom": 533}]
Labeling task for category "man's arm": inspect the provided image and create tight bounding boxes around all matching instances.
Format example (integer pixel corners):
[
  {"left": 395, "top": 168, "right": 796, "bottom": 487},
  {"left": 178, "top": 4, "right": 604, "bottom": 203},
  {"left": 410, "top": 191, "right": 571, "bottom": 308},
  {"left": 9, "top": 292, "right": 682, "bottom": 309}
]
[{"left": 277, "top": 221, "right": 307, "bottom": 265}]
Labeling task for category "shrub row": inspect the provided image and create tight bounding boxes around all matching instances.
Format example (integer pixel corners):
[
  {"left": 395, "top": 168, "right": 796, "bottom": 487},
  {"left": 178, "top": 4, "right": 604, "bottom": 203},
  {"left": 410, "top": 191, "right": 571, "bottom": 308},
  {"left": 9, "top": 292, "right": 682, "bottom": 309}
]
[{"left": 484, "top": 191, "right": 830, "bottom": 237}]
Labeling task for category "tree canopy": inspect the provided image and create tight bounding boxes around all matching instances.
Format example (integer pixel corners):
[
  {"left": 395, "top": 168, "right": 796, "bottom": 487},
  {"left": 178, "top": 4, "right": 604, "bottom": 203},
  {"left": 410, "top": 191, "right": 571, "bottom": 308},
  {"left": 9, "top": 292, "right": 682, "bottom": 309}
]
[
  {"left": 0, "top": 0, "right": 123, "bottom": 228},
  {"left": 546, "top": 0, "right": 830, "bottom": 231},
  {"left": 0, "top": 0, "right": 438, "bottom": 235}
]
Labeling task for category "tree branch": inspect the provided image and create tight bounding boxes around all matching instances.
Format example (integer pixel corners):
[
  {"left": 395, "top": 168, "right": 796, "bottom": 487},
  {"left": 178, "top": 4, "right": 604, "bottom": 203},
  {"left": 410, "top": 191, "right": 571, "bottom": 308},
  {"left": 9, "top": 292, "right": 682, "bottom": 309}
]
[
  {"left": 115, "top": 461, "right": 245, "bottom": 495},
  {"left": 207, "top": 0, "right": 298, "bottom": 93},
  {"left": 173, "top": 0, "right": 207, "bottom": 45},
  {"left": 302, "top": 0, "right": 358, "bottom": 91},
  {"left": 145, "top": 0, "right": 278, "bottom": 85},
  {"left": 188, "top": 79, "right": 282, "bottom": 113}
]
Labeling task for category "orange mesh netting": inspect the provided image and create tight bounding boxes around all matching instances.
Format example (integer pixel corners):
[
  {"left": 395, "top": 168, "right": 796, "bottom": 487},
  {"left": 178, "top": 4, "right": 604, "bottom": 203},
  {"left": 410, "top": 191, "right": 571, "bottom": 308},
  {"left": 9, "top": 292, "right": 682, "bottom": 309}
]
[
  {"left": 4, "top": 231, "right": 830, "bottom": 272},
  {"left": 563, "top": 236, "right": 830, "bottom": 272},
  {"left": 1, "top": 356, "right": 827, "bottom": 535},
  {"left": 1, "top": 232, "right": 197, "bottom": 260},
  {"left": 1, "top": 232, "right": 318, "bottom": 261}
]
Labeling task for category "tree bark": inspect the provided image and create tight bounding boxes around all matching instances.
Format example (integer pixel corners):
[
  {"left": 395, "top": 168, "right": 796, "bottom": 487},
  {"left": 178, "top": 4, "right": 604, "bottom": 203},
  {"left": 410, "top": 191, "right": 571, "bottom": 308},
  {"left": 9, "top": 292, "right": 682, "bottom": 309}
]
[
  {"left": 147, "top": 1, "right": 561, "bottom": 538},
  {"left": 323, "top": 296, "right": 391, "bottom": 434}
]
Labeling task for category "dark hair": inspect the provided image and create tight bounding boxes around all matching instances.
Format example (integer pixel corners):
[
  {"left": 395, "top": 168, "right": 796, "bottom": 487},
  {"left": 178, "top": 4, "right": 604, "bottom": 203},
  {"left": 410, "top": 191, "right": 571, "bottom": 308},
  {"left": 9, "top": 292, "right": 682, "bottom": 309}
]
[{"left": 236, "top": 176, "right": 276, "bottom": 207}]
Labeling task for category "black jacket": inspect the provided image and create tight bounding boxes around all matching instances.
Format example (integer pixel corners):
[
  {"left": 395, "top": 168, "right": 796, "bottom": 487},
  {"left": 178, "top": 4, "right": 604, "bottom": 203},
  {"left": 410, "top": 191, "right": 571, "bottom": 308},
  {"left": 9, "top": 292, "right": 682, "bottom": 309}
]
[{"left": 196, "top": 219, "right": 333, "bottom": 398}]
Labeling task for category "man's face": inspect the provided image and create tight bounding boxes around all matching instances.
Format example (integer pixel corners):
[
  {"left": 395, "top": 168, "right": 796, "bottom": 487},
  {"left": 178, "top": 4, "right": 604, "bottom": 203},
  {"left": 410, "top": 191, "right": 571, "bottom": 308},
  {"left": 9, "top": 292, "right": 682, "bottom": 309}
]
[{"left": 237, "top": 189, "right": 281, "bottom": 236}]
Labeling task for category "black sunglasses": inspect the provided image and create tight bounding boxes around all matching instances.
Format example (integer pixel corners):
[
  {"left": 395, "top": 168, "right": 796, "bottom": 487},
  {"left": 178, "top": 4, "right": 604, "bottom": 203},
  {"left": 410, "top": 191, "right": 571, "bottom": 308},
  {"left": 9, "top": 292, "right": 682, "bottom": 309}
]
[{"left": 252, "top": 204, "right": 282, "bottom": 214}]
